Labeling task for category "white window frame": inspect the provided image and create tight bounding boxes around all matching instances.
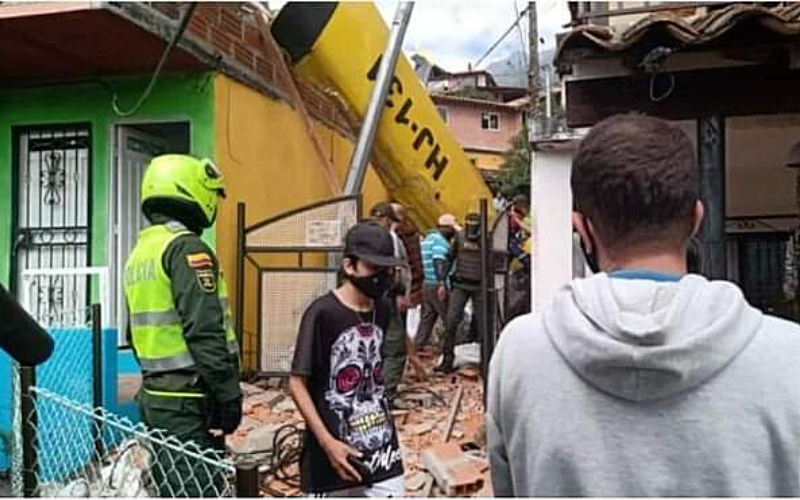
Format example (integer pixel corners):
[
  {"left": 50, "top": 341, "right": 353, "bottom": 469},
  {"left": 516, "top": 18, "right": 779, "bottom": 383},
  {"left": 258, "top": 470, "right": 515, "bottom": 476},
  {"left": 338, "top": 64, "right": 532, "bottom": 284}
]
[{"left": 481, "top": 112, "right": 500, "bottom": 131}]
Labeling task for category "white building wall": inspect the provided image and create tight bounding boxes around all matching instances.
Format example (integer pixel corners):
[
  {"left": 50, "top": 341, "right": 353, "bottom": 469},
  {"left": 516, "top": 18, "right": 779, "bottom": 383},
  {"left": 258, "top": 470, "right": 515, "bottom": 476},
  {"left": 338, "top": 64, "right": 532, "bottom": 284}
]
[{"left": 531, "top": 146, "right": 575, "bottom": 314}]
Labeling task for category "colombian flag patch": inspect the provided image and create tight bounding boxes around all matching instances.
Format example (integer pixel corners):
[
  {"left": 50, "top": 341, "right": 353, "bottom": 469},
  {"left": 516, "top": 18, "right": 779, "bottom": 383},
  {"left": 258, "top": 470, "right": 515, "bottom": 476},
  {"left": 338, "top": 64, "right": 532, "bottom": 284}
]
[{"left": 186, "top": 252, "right": 213, "bottom": 269}]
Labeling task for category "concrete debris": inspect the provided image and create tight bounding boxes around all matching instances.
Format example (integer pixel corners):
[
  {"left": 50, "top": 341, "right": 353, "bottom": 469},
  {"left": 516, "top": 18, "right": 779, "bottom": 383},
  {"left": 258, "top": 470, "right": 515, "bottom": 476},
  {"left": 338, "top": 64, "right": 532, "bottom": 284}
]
[
  {"left": 235, "top": 349, "right": 485, "bottom": 497},
  {"left": 227, "top": 423, "right": 282, "bottom": 454},
  {"left": 453, "top": 343, "right": 481, "bottom": 368},
  {"left": 477, "top": 473, "right": 493, "bottom": 497},
  {"left": 409, "top": 422, "right": 436, "bottom": 436},
  {"left": 45, "top": 439, "right": 151, "bottom": 497},
  {"left": 421, "top": 442, "right": 485, "bottom": 496},
  {"left": 434, "top": 343, "right": 481, "bottom": 370},
  {"left": 392, "top": 409, "right": 411, "bottom": 426},
  {"left": 242, "top": 390, "right": 285, "bottom": 412},
  {"left": 403, "top": 391, "right": 436, "bottom": 409},
  {"left": 239, "top": 381, "right": 264, "bottom": 397},
  {"left": 406, "top": 471, "right": 432, "bottom": 491},
  {"left": 272, "top": 397, "right": 297, "bottom": 413}
]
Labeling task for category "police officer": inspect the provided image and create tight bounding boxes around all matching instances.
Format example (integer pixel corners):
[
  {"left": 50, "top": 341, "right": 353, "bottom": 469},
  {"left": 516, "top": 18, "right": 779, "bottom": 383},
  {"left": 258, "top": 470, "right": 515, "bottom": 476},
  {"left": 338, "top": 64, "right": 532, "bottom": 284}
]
[
  {"left": 435, "top": 212, "right": 485, "bottom": 374},
  {"left": 124, "top": 154, "right": 241, "bottom": 497}
]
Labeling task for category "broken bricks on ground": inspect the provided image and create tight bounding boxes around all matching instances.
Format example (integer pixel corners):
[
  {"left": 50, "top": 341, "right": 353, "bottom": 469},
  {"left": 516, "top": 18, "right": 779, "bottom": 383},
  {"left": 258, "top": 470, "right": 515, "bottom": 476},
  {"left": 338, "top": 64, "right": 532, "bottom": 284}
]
[{"left": 228, "top": 348, "right": 490, "bottom": 497}]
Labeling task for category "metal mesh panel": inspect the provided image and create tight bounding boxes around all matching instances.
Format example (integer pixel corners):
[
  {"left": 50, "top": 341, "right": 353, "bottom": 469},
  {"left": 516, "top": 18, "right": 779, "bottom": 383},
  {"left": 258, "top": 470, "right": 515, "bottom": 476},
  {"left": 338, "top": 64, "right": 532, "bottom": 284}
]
[
  {"left": 37, "top": 308, "right": 95, "bottom": 405},
  {"left": 10, "top": 365, "right": 22, "bottom": 497},
  {"left": 738, "top": 233, "right": 789, "bottom": 308},
  {"left": 246, "top": 198, "right": 358, "bottom": 248},
  {"left": 260, "top": 271, "right": 338, "bottom": 373},
  {"left": 24, "top": 388, "right": 235, "bottom": 498}
]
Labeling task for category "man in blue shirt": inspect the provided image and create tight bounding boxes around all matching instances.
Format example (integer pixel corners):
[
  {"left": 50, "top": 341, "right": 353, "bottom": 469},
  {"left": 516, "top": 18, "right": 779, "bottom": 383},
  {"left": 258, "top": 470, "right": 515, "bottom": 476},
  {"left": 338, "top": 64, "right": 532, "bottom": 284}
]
[{"left": 415, "top": 214, "right": 459, "bottom": 349}]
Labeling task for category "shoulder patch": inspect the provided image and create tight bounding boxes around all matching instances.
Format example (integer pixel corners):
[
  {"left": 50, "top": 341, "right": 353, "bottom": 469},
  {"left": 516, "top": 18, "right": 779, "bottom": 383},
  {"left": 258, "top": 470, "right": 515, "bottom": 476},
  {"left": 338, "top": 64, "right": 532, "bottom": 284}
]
[
  {"left": 196, "top": 269, "right": 217, "bottom": 293},
  {"left": 187, "top": 252, "right": 214, "bottom": 269}
]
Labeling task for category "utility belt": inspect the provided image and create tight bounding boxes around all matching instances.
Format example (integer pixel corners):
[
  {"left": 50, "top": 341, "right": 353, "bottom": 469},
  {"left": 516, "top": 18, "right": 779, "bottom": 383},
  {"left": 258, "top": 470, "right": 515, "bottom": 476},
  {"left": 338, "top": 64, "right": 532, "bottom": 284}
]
[{"left": 140, "top": 371, "right": 208, "bottom": 399}]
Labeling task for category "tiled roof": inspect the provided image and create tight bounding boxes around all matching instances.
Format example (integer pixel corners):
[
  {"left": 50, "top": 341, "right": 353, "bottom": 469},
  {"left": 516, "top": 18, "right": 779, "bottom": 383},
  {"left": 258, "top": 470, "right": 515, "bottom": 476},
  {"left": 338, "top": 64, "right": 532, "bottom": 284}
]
[
  {"left": 431, "top": 93, "right": 523, "bottom": 111},
  {"left": 555, "top": 3, "right": 800, "bottom": 68}
]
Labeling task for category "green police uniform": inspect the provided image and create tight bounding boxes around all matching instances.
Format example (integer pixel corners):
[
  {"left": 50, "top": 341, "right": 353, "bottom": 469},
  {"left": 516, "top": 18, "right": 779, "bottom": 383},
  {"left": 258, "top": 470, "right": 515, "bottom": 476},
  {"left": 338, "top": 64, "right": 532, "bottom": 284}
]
[{"left": 124, "top": 155, "right": 240, "bottom": 497}]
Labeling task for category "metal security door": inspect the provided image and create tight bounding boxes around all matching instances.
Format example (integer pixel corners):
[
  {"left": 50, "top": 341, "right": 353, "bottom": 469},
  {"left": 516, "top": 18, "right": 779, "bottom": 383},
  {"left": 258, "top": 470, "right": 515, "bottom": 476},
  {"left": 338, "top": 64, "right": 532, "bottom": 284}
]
[
  {"left": 13, "top": 125, "right": 92, "bottom": 324},
  {"left": 111, "top": 126, "right": 167, "bottom": 336}
]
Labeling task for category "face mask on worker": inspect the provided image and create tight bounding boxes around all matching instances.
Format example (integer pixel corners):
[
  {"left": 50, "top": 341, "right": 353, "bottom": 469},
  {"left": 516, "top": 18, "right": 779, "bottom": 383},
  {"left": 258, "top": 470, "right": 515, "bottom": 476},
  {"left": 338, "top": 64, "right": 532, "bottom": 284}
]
[
  {"left": 465, "top": 222, "right": 481, "bottom": 240},
  {"left": 349, "top": 269, "right": 393, "bottom": 299},
  {"left": 577, "top": 218, "right": 600, "bottom": 274},
  {"left": 579, "top": 235, "right": 601, "bottom": 274},
  {"left": 439, "top": 227, "right": 456, "bottom": 240}
]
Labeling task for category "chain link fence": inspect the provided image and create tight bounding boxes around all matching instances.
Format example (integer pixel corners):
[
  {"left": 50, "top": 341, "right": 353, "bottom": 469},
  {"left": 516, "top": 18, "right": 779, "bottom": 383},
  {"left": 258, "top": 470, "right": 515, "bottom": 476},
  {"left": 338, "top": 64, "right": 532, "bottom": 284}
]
[
  {"left": 9, "top": 304, "right": 258, "bottom": 497},
  {"left": 21, "top": 386, "right": 236, "bottom": 497}
]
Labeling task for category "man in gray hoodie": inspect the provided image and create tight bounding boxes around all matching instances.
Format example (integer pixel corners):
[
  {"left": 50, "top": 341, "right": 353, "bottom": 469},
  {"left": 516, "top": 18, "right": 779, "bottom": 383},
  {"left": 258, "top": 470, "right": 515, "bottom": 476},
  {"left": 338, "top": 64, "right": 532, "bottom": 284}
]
[{"left": 487, "top": 114, "right": 800, "bottom": 497}]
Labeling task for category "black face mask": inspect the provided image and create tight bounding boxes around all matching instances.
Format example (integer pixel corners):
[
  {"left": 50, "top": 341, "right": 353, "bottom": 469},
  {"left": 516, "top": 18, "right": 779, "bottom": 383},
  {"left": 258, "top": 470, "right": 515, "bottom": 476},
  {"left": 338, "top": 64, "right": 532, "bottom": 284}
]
[
  {"left": 686, "top": 237, "right": 703, "bottom": 274},
  {"left": 349, "top": 270, "right": 393, "bottom": 299},
  {"left": 439, "top": 227, "right": 456, "bottom": 240},
  {"left": 579, "top": 233, "right": 601, "bottom": 274},
  {"left": 465, "top": 223, "right": 480, "bottom": 240}
]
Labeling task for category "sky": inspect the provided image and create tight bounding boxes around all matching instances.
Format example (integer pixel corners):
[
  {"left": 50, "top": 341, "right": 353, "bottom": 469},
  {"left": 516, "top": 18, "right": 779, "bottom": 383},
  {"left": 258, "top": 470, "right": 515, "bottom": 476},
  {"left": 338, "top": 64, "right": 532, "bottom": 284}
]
[{"left": 269, "top": 1, "right": 571, "bottom": 73}]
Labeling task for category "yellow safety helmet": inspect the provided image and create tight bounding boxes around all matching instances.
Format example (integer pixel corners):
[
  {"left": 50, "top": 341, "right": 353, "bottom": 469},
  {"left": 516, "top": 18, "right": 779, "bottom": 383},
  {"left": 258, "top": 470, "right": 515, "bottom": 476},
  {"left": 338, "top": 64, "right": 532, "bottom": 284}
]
[{"left": 141, "top": 154, "right": 226, "bottom": 228}]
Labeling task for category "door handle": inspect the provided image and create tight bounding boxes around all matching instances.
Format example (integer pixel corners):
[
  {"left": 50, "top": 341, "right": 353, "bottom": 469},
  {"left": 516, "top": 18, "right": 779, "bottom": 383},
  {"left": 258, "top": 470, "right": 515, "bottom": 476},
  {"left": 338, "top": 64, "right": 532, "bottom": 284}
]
[{"left": 12, "top": 229, "right": 31, "bottom": 257}]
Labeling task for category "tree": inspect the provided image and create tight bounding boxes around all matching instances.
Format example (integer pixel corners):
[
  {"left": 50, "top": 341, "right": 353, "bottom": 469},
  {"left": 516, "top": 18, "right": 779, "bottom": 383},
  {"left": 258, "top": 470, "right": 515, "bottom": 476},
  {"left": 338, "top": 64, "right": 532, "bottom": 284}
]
[{"left": 497, "top": 129, "right": 530, "bottom": 199}]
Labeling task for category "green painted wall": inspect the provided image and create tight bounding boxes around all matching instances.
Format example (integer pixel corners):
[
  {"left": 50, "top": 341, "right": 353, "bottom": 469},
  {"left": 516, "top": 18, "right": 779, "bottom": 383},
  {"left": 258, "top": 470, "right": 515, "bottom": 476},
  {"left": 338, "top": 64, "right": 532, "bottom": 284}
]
[{"left": 0, "top": 72, "right": 216, "bottom": 285}]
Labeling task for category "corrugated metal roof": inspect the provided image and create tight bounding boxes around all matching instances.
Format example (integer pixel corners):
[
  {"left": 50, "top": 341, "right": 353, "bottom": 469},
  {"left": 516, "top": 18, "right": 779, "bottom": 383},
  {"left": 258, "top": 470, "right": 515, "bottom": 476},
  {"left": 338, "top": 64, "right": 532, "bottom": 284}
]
[{"left": 555, "top": 3, "right": 800, "bottom": 68}]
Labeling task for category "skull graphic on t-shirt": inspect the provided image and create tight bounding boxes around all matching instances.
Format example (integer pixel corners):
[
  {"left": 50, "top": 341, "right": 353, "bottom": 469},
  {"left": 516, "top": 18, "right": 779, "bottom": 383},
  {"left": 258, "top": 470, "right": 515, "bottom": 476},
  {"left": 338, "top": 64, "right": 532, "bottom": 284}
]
[{"left": 324, "top": 323, "right": 393, "bottom": 452}]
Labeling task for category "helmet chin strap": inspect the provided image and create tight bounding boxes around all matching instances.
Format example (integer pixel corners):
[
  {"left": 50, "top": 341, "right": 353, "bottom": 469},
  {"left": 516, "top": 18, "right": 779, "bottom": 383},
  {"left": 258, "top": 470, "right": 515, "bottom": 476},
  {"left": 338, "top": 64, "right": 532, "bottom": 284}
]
[{"left": 144, "top": 199, "right": 209, "bottom": 235}]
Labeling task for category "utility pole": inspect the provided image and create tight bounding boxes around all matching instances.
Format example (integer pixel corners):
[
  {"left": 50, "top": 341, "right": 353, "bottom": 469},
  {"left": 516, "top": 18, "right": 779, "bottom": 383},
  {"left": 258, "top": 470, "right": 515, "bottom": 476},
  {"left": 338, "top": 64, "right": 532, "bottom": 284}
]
[{"left": 528, "top": 1, "right": 540, "bottom": 135}]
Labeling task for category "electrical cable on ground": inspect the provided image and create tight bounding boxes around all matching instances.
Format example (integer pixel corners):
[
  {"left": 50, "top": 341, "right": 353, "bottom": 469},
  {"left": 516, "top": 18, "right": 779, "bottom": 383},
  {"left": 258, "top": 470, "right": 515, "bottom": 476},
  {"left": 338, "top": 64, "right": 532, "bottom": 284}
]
[
  {"left": 112, "top": 2, "right": 197, "bottom": 117},
  {"left": 229, "top": 422, "right": 304, "bottom": 494}
]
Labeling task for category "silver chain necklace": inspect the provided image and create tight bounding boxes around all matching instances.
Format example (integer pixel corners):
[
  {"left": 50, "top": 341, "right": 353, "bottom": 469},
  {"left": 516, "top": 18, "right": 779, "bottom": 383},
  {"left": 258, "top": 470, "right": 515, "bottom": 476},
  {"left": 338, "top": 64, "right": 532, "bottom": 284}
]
[{"left": 354, "top": 306, "right": 377, "bottom": 325}]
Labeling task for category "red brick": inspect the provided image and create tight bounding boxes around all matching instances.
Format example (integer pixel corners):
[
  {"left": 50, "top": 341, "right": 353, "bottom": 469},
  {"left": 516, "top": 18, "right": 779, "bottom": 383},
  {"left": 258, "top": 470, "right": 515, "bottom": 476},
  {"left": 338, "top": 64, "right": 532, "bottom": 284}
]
[
  {"left": 421, "top": 442, "right": 485, "bottom": 496},
  {"left": 427, "top": 442, "right": 463, "bottom": 461},
  {"left": 194, "top": 4, "right": 219, "bottom": 24},
  {"left": 210, "top": 27, "right": 235, "bottom": 55},
  {"left": 243, "top": 24, "right": 262, "bottom": 49},
  {"left": 255, "top": 57, "right": 277, "bottom": 84},
  {"left": 220, "top": 9, "right": 243, "bottom": 40},
  {"left": 449, "top": 462, "right": 484, "bottom": 495},
  {"left": 195, "top": 3, "right": 220, "bottom": 24},
  {"left": 187, "top": 18, "right": 209, "bottom": 41},
  {"left": 234, "top": 45, "right": 256, "bottom": 71}
]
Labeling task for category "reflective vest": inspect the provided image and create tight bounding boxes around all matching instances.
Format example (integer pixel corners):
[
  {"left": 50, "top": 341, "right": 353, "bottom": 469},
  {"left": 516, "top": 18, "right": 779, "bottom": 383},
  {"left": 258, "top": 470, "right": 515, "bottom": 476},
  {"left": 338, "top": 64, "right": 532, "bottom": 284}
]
[{"left": 124, "top": 221, "right": 238, "bottom": 375}]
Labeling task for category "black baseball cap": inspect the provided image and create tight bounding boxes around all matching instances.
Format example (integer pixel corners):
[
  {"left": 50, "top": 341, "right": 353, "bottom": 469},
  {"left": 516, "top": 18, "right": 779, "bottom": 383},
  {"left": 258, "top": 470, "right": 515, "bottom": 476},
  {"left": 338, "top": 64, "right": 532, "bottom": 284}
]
[{"left": 344, "top": 223, "right": 405, "bottom": 268}]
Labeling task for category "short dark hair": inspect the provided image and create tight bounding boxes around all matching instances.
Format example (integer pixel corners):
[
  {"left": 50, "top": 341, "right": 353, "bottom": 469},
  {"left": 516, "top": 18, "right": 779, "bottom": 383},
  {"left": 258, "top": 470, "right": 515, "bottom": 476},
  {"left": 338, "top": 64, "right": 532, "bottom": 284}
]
[
  {"left": 571, "top": 114, "right": 699, "bottom": 251},
  {"left": 370, "top": 202, "right": 393, "bottom": 219}
]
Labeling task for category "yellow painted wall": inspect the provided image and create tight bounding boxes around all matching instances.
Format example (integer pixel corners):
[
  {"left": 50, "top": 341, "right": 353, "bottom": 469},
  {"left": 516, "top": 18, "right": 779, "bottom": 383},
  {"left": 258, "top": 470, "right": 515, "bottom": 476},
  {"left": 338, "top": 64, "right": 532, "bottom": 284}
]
[
  {"left": 467, "top": 150, "right": 505, "bottom": 171},
  {"left": 213, "top": 74, "right": 387, "bottom": 369}
]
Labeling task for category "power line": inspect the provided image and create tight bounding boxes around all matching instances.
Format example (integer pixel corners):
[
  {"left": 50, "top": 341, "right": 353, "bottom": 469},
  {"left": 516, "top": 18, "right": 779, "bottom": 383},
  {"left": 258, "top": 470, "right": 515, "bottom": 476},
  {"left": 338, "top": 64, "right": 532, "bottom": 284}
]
[
  {"left": 474, "top": 4, "right": 530, "bottom": 69},
  {"left": 513, "top": 0, "right": 528, "bottom": 67}
]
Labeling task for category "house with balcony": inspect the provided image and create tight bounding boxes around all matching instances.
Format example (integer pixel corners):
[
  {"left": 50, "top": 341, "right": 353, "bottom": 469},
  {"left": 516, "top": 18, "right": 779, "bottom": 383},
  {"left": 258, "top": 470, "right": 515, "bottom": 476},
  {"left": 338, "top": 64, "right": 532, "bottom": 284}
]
[{"left": 532, "top": 2, "right": 800, "bottom": 318}]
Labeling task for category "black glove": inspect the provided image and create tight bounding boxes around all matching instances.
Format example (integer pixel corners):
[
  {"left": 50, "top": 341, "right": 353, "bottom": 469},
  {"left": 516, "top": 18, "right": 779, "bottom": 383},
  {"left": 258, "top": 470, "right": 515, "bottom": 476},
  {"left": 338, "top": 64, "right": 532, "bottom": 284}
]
[{"left": 213, "top": 396, "right": 243, "bottom": 434}]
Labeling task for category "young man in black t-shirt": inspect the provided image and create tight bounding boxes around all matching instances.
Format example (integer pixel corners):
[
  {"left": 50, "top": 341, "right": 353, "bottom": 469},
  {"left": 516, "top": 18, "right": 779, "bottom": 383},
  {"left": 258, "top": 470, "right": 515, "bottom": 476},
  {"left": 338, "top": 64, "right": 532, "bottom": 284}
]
[{"left": 289, "top": 223, "right": 406, "bottom": 496}]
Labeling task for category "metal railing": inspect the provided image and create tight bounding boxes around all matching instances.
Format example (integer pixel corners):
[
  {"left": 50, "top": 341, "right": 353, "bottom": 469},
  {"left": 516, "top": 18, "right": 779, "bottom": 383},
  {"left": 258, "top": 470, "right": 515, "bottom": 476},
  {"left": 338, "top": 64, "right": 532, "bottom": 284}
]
[{"left": 9, "top": 304, "right": 260, "bottom": 497}]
